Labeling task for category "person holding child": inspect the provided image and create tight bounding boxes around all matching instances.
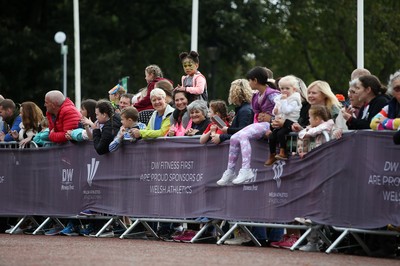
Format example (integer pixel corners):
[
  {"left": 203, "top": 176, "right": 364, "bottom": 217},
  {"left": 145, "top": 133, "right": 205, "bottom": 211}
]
[
  {"left": 109, "top": 106, "right": 146, "bottom": 152},
  {"left": 210, "top": 79, "right": 254, "bottom": 144},
  {"left": 131, "top": 88, "right": 175, "bottom": 139},
  {"left": 265, "top": 75, "right": 302, "bottom": 165},
  {"left": 175, "top": 51, "right": 208, "bottom": 101},
  {"left": 296, "top": 105, "right": 336, "bottom": 158},
  {"left": 199, "top": 100, "right": 230, "bottom": 144}
]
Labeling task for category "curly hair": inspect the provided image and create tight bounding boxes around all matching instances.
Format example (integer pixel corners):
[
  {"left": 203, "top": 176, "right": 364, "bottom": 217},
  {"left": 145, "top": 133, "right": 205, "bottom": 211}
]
[
  {"left": 228, "top": 79, "right": 253, "bottom": 106},
  {"left": 179, "top": 51, "right": 200, "bottom": 64},
  {"left": 209, "top": 100, "right": 229, "bottom": 122},
  {"left": 20, "top": 101, "right": 44, "bottom": 132}
]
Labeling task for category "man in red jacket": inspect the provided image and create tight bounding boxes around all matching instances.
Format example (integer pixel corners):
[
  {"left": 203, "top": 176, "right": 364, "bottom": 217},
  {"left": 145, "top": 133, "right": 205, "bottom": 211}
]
[{"left": 44, "top": 90, "right": 81, "bottom": 143}]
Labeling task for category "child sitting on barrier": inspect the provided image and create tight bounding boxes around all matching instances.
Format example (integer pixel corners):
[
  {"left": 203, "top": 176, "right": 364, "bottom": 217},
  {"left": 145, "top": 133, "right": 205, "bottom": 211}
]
[
  {"left": 109, "top": 106, "right": 146, "bottom": 152},
  {"left": 296, "top": 105, "right": 335, "bottom": 158},
  {"left": 265, "top": 75, "right": 302, "bottom": 165},
  {"left": 199, "top": 100, "right": 230, "bottom": 144}
]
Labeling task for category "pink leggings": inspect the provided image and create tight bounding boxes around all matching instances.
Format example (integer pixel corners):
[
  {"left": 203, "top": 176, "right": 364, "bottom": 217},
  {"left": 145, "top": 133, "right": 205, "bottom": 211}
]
[{"left": 227, "top": 122, "right": 270, "bottom": 170}]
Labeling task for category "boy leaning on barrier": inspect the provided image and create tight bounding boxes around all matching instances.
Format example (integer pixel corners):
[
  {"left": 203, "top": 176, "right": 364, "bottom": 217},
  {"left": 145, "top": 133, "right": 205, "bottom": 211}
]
[{"left": 109, "top": 106, "right": 146, "bottom": 152}]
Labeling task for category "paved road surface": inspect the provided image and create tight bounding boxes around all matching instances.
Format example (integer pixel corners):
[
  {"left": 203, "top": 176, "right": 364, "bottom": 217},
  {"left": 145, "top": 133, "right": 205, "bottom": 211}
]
[{"left": 0, "top": 235, "right": 398, "bottom": 266}]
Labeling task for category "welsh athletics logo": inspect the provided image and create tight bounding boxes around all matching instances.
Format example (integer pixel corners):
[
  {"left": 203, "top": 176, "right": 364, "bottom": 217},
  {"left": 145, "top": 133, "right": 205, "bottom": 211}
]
[{"left": 87, "top": 158, "right": 99, "bottom": 186}]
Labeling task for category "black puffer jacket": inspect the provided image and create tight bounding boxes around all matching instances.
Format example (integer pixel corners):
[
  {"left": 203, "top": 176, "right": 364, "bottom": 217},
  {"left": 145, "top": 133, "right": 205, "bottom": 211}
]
[{"left": 92, "top": 114, "right": 122, "bottom": 155}]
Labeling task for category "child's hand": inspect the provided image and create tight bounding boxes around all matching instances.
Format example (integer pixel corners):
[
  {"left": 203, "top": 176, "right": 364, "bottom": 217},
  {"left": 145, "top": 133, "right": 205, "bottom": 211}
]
[
  {"left": 210, "top": 124, "right": 217, "bottom": 136},
  {"left": 291, "top": 123, "right": 303, "bottom": 132},
  {"left": 174, "top": 85, "right": 184, "bottom": 92},
  {"left": 65, "top": 130, "right": 72, "bottom": 140}
]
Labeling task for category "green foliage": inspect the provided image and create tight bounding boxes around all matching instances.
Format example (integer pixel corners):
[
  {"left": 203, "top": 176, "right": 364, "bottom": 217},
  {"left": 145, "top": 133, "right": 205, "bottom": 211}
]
[{"left": 0, "top": 0, "right": 399, "bottom": 107}]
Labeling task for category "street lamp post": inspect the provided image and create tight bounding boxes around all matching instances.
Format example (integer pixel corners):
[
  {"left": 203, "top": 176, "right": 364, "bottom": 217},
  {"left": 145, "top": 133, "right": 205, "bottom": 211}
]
[{"left": 54, "top": 32, "right": 68, "bottom": 97}]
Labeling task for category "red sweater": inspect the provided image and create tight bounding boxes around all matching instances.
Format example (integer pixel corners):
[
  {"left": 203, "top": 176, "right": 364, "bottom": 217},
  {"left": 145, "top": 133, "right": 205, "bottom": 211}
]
[{"left": 46, "top": 98, "right": 81, "bottom": 143}]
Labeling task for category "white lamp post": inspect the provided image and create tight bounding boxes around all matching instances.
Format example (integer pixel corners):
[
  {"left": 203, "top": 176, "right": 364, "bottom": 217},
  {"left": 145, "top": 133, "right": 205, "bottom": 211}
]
[{"left": 54, "top": 31, "right": 68, "bottom": 97}]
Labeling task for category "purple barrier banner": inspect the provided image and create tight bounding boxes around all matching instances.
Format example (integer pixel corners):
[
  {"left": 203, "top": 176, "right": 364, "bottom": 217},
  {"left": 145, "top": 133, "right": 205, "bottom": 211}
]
[{"left": 0, "top": 131, "right": 399, "bottom": 229}]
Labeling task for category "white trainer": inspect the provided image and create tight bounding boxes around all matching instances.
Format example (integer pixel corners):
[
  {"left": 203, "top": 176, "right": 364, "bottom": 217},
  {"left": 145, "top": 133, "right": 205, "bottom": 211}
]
[
  {"left": 216, "top": 169, "right": 236, "bottom": 186},
  {"left": 232, "top": 168, "right": 254, "bottom": 184},
  {"left": 299, "top": 241, "right": 320, "bottom": 252}
]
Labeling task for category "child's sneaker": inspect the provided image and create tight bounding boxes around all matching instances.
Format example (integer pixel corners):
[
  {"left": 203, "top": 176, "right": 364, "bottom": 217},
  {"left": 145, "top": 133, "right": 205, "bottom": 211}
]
[
  {"left": 232, "top": 168, "right": 254, "bottom": 184},
  {"left": 216, "top": 169, "right": 236, "bottom": 186}
]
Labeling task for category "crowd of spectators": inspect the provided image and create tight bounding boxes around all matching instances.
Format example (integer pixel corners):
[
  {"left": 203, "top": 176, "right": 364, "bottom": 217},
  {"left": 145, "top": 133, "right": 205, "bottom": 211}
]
[{"left": 1, "top": 53, "right": 399, "bottom": 258}]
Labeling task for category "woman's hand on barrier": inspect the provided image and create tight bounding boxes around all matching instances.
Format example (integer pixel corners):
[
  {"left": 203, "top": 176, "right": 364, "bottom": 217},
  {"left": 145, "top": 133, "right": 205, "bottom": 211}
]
[{"left": 19, "top": 137, "right": 32, "bottom": 147}]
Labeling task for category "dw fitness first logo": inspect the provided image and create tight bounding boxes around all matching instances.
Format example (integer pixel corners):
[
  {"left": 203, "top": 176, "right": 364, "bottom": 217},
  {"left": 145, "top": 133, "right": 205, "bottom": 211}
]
[
  {"left": 87, "top": 158, "right": 99, "bottom": 186},
  {"left": 272, "top": 160, "right": 286, "bottom": 189}
]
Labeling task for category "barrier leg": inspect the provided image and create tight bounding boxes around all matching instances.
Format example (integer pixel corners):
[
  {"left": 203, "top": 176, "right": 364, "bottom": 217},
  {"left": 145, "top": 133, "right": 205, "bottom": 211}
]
[
  {"left": 351, "top": 231, "right": 372, "bottom": 256},
  {"left": 9, "top": 216, "right": 27, "bottom": 234},
  {"left": 217, "top": 223, "right": 238, "bottom": 245},
  {"left": 141, "top": 221, "right": 158, "bottom": 238},
  {"left": 119, "top": 219, "right": 140, "bottom": 239},
  {"left": 240, "top": 224, "right": 261, "bottom": 247},
  {"left": 325, "top": 229, "right": 349, "bottom": 254},
  {"left": 33, "top": 217, "right": 52, "bottom": 235},
  {"left": 290, "top": 227, "right": 312, "bottom": 251},
  {"left": 94, "top": 218, "right": 114, "bottom": 237},
  {"left": 190, "top": 223, "right": 211, "bottom": 243}
]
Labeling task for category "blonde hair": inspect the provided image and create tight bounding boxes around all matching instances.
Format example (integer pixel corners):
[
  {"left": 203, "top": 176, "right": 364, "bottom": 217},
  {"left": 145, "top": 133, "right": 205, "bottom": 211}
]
[
  {"left": 228, "top": 79, "right": 253, "bottom": 106},
  {"left": 307, "top": 81, "right": 341, "bottom": 111}
]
